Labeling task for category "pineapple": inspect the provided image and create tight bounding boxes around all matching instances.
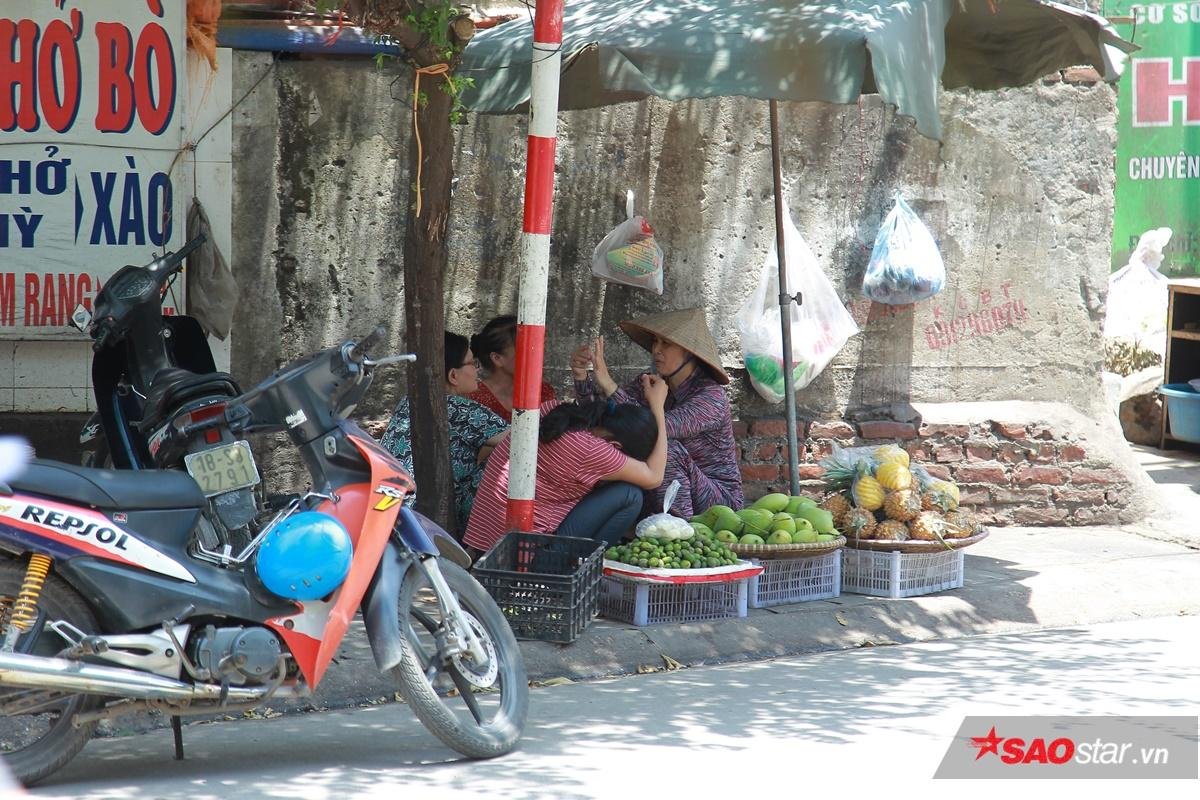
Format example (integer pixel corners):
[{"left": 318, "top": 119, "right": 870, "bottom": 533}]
[
  {"left": 883, "top": 489, "right": 921, "bottom": 522},
  {"left": 843, "top": 507, "right": 878, "bottom": 540},
  {"left": 874, "top": 519, "right": 910, "bottom": 541},
  {"left": 821, "top": 493, "right": 852, "bottom": 529},
  {"left": 909, "top": 511, "right": 948, "bottom": 542},
  {"left": 874, "top": 444, "right": 910, "bottom": 468},
  {"left": 851, "top": 468, "right": 885, "bottom": 511},
  {"left": 923, "top": 480, "right": 959, "bottom": 512},
  {"left": 876, "top": 460, "right": 913, "bottom": 491},
  {"left": 943, "top": 510, "right": 982, "bottom": 539},
  {"left": 819, "top": 450, "right": 868, "bottom": 492}
]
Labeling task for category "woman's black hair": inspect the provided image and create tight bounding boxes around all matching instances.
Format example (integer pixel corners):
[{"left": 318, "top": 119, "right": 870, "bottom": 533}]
[
  {"left": 444, "top": 331, "right": 470, "bottom": 382},
  {"left": 470, "top": 315, "right": 517, "bottom": 371},
  {"left": 539, "top": 401, "right": 658, "bottom": 462}
]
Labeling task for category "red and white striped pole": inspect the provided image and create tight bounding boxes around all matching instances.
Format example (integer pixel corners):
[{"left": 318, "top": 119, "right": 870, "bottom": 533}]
[{"left": 506, "top": 0, "right": 563, "bottom": 532}]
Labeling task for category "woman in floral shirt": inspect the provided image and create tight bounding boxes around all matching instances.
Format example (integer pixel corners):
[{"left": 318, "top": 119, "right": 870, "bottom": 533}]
[
  {"left": 380, "top": 331, "right": 507, "bottom": 530},
  {"left": 571, "top": 308, "right": 743, "bottom": 518}
]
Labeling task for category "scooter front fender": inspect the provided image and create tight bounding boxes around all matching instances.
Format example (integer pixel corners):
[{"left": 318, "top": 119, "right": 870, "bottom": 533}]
[
  {"left": 361, "top": 539, "right": 414, "bottom": 673},
  {"left": 361, "top": 510, "right": 472, "bottom": 673}
]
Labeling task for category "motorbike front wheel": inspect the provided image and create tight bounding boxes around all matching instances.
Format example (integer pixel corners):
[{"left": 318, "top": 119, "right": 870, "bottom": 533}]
[{"left": 393, "top": 560, "right": 527, "bottom": 758}]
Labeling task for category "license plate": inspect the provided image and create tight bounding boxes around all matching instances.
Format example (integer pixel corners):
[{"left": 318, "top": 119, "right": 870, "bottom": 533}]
[{"left": 184, "top": 441, "right": 261, "bottom": 497}]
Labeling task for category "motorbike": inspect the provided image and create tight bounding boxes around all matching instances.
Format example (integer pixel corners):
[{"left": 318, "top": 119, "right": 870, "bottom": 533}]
[
  {"left": 0, "top": 328, "right": 528, "bottom": 786},
  {"left": 73, "top": 235, "right": 259, "bottom": 548},
  {"left": 76, "top": 233, "right": 238, "bottom": 470}
]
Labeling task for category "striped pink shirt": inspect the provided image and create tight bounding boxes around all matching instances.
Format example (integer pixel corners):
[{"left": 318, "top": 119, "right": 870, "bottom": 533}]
[{"left": 463, "top": 401, "right": 627, "bottom": 552}]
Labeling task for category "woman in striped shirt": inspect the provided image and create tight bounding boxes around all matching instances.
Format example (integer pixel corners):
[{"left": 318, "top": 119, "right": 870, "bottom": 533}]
[
  {"left": 571, "top": 308, "right": 744, "bottom": 518},
  {"left": 464, "top": 376, "right": 668, "bottom": 555}
]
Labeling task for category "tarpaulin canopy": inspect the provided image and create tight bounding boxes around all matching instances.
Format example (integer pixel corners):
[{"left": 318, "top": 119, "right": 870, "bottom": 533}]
[
  {"left": 461, "top": 0, "right": 1132, "bottom": 139},
  {"left": 461, "top": 0, "right": 1134, "bottom": 507}
]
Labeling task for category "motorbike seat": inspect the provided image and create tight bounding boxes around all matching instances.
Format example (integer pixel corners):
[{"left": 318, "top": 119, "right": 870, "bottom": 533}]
[
  {"left": 139, "top": 368, "right": 241, "bottom": 434},
  {"left": 6, "top": 460, "right": 206, "bottom": 510}
]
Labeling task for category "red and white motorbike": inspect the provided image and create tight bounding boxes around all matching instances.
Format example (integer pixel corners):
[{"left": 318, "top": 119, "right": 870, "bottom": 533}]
[{"left": 0, "top": 329, "right": 527, "bottom": 786}]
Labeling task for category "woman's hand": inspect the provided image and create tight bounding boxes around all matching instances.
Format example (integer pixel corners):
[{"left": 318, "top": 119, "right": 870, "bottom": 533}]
[
  {"left": 570, "top": 342, "right": 593, "bottom": 381},
  {"left": 642, "top": 374, "right": 668, "bottom": 412},
  {"left": 573, "top": 336, "right": 618, "bottom": 396}
]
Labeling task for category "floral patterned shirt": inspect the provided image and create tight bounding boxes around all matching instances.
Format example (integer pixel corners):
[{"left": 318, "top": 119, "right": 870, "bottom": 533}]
[{"left": 379, "top": 394, "right": 507, "bottom": 527}]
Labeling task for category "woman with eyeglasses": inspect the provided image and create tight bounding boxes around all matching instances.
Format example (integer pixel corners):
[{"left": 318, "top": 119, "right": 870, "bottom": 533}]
[{"left": 379, "top": 331, "right": 508, "bottom": 530}]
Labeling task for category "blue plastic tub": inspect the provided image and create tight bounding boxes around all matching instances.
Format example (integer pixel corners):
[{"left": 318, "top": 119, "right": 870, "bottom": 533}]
[{"left": 1157, "top": 384, "right": 1200, "bottom": 443}]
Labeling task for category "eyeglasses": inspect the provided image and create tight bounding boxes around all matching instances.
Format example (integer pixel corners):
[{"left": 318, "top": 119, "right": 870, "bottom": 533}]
[{"left": 461, "top": 358, "right": 481, "bottom": 369}]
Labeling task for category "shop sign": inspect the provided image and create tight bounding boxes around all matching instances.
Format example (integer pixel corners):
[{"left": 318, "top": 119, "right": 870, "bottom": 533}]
[{"left": 0, "top": 0, "right": 184, "bottom": 339}]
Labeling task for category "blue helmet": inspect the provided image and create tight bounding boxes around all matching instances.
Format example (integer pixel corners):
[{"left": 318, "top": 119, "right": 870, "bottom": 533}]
[{"left": 255, "top": 511, "right": 353, "bottom": 601}]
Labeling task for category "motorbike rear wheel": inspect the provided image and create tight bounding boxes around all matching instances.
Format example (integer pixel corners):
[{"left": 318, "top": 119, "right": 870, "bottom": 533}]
[
  {"left": 393, "top": 560, "right": 527, "bottom": 758},
  {"left": 0, "top": 558, "right": 101, "bottom": 786}
]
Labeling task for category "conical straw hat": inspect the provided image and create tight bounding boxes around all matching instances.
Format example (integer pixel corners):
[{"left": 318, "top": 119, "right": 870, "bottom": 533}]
[{"left": 618, "top": 308, "right": 729, "bottom": 385}]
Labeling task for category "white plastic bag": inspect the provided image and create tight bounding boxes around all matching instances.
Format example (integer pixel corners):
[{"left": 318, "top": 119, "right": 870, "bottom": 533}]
[
  {"left": 635, "top": 480, "right": 693, "bottom": 540},
  {"left": 862, "top": 195, "right": 945, "bottom": 305},
  {"left": 735, "top": 200, "right": 860, "bottom": 403},
  {"left": 1103, "top": 227, "right": 1171, "bottom": 357},
  {"left": 591, "top": 191, "right": 664, "bottom": 295}
]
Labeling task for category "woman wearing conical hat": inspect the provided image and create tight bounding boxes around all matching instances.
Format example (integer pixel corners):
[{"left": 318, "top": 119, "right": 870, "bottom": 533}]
[{"left": 571, "top": 307, "right": 744, "bottom": 518}]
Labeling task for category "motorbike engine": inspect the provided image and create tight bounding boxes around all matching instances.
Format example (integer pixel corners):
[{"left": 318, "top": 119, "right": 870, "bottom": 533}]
[{"left": 189, "top": 625, "right": 282, "bottom": 685}]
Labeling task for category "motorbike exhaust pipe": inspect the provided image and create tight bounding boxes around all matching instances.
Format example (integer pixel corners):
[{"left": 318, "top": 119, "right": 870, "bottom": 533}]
[{"left": 0, "top": 650, "right": 269, "bottom": 703}]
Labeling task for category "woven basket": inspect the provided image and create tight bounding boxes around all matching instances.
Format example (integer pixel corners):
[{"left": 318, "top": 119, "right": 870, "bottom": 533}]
[
  {"left": 843, "top": 529, "right": 988, "bottom": 553},
  {"left": 730, "top": 535, "right": 846, "bottom": 560}
]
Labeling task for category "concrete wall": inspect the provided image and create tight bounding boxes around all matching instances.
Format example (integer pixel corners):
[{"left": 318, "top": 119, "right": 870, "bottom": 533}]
[{"left": 233, "top": 54, "right": 1118, "bottom": 424}]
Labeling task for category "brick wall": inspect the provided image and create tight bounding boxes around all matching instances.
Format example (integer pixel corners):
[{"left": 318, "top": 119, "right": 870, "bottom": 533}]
[{"left": 736, "top": 416, "right": 1132, "bottom": 527}]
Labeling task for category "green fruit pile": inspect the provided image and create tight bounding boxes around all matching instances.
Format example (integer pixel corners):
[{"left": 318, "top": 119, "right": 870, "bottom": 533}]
[
  {"left": 606, "top": 529, "right": 739, "bottom": 570},
  {"left": 691, "top": 493, "right": 841, "bottom": 546}
]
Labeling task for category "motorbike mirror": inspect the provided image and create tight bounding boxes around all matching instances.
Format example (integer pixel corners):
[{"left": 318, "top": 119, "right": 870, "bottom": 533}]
[{"left": 69, "top": 304, "right": 93, "bottom": 333}]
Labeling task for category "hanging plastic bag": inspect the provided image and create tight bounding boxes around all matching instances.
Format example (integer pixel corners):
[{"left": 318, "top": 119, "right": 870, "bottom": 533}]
[
  {"left": 591, "top": 191, "right": 664, "bottom": 295},
  {"left": 634, "top": 480, "right": 694, "bottom": 540},
  {"left": 1103, "top": 227, "right": 1171, "bottom": 358},
  {"left": 862, "top": 195, "right": 945, "bottom": 305},
  {"left": 735, "top": 199, "right": 860, "bottom": 403}
]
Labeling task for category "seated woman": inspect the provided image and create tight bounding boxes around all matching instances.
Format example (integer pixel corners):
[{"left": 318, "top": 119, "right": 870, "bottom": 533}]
[
  {"left": 570, "top": 307, "right": 744, "bottom": 518},
  {"left": 463, "top": 375, "right": 668, "bottom": 555},
  {"left": 467, "top": 315, "right": 557, "bottom": 423},
  {"left": 379, "top": 331, "right": 507, "bottom": 530}
]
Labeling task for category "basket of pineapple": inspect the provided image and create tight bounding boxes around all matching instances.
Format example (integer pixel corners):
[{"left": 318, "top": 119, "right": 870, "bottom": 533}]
[{"left": 818, "top": 444, "right": 988, "bottom": 553}]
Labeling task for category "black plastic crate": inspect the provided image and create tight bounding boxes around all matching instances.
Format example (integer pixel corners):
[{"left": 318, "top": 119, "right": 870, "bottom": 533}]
[{"left": 472, "top": 532, "right": 605, "bottom": 644}]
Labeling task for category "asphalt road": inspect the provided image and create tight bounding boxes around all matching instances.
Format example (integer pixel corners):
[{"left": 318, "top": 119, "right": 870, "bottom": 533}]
[{"left": 25, "top": 615, "right": 1200, "bottom": 800}]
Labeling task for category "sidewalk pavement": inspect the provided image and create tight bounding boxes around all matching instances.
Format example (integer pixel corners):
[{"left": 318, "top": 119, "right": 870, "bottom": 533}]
[
  {"left": 100, "top": 446, "right": 1200, "bottom": 737},
  {"left": 303, "top": 523, "right": 1200, "bottom": 712}
]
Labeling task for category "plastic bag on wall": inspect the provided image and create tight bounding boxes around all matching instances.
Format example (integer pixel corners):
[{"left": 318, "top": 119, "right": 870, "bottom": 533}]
[
  {"left": 590, "top": 191, "right": 665, "bottom": 295},
  {"left": 1103, "top": 227, "right": 1171, "bottom": 357},
  {"left": 735, "top": 200, "right": 860, "bottom": 403},
  {"left": 862, "top": 195, "right": 945, "bottom": 305}
]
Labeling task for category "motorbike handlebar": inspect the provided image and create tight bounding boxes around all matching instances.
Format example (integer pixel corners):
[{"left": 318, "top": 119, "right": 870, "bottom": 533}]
[
  {"left": 347, "top": 326, "right": 386, "bottom": 365},
  {"left": 146, "top": 232, "right": 207, "bottom": 280}
]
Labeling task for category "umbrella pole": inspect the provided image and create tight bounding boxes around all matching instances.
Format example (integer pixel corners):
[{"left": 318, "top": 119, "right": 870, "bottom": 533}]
[{"left": 769, "top": 100, "right": 801, "bottom": 496}]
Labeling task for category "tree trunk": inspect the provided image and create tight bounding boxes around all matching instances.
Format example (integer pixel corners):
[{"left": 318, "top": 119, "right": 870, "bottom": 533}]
[{"left": 403, "top": 80, "right": 455, "bottom": 530}]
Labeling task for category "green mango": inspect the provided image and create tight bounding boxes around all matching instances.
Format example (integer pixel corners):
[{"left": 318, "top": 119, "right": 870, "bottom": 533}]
[
  {"left": 690, "top": 522, "right": 714, "bottom": 537},
  {"left": 785, "top": 496, "right": 818, "bottom": 515},
  {"left": 793, "top": 517, "right": 815, "bottom": 533},
  {"left": 766, "top": 530, "right": 793, "bottom": 545},
  {"left": 738, "top": 533, "right": 766, "bottom": 546},
  {"left": 795, "top": 505, "right": 835, "bottom": 534},
  {"left": 751, "top": 493, "right": 790, "bottom": 513},
  {"left": 709, "top": 505, "right": 743, "bottom": 535},
  {"left": 736, "top": 508, "right": 774, "bottom": 530},
  {"left": 816, "top": 533, "right": 839, "bottom": 542},
  {"left": 791, "top": 529, "right": 820, "bottom": 544},
  {"left": 771, "top": 514, "right": 796, "bottom": 535},
  {"left": 715, "top": 530, "right": 739, "bottom": 544}
]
